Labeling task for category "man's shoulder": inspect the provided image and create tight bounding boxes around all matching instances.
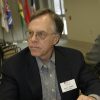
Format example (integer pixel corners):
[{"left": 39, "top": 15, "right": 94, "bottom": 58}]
[
  {"left": 55, "top": 46, "right": 84, "bottom": 61},
  {"left": 4, "top": 47, "right": 32, "bottom": 64},
  {"left": 55, "top": 46, "right": 82, "bottom": 55},
  {"left": 2, "top": 47, "right": 35, "bottom": 73}
]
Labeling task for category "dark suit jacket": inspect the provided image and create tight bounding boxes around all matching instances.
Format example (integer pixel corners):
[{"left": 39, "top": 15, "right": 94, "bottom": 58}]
[
  {"left": 95, "top": 62, "right": 100, "bottom": 75},
  {"left": 0, "top": 46, "right": 100, "bottom": 100}
]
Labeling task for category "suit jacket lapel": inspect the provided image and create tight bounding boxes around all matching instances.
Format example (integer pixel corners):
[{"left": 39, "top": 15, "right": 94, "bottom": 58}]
[
  {"left": 25, "top": 51, "right": 42, "bottom": 99},
  {"left": 55, "top": 47, "right": 73, "bottom": 82},
  {"left": 55, "top": 47, "right": 73, "bottom": 98}
]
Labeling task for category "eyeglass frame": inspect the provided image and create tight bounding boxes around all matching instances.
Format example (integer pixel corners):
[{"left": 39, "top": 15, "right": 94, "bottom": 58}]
[{"left": 25, "top": 30, "right": 58, "bottom": 40}]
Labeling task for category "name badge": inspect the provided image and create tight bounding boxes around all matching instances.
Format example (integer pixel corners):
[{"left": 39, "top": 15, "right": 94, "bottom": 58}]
[{"left": 60, "top": 79, "right": 77, "bottom": 93}]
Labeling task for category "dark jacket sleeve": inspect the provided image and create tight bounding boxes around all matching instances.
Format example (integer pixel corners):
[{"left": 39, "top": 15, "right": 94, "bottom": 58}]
[
  {"left": 0, "top": 60, "right": 19, "bottom": 100},
  {"left": 95, "top": 62, "right": 100, "bottom": 76}
]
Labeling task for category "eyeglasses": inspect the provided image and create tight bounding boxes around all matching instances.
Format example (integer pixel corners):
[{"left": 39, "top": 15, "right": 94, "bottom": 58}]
[{"left": 26, "top": 31, "right": 55, "bottom": 40}]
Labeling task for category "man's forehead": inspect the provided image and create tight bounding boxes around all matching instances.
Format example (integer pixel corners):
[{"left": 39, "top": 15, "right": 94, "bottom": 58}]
[
  {"left": 31, "top": 14, "right": 52, "bottom": 22},
  {"left": 28, "top": 14, "right": 55, "bottom": 33}
]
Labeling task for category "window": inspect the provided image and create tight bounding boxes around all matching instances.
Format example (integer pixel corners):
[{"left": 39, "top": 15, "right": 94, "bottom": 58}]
[{"left": 53, "top": 0, "right": 68, "bottom": 35}]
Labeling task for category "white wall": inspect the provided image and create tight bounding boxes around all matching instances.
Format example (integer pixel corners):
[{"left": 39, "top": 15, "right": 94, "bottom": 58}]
[{"left": 64, "top": 0, "right": 100, "bottom": 43}]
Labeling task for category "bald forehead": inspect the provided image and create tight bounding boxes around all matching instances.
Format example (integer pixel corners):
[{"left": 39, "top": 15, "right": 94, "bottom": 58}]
[
  {"left": 29, "top": 14, "right": 56, "bottom": 32},
  {"left": 30, "top": 14, "right": 53, "bottom": 23}
]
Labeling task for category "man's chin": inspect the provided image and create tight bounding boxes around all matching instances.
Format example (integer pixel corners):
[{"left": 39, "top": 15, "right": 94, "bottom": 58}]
[{"left": 30, "top": 52, "right": 40, "bottom": 57}]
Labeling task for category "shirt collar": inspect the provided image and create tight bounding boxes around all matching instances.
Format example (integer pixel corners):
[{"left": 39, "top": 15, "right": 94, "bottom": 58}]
[{"left": 36, "top": 50, "right": 55, "bottom": 69}]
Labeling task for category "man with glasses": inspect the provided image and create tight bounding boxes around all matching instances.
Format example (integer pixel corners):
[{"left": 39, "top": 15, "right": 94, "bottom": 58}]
[{"left": 0, "top": 9, "right": 100, "bottom": 100}]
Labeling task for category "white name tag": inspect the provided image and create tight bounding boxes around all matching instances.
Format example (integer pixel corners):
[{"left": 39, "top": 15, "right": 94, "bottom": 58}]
[{"left": 60, "top": 79, "right": 77, "bottom": 93}]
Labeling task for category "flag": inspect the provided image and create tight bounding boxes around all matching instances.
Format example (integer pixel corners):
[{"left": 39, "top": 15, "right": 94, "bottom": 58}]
[
  {"left": 17, "top": 0, "right": 25, "bottom": 28},
  {"left": 24, "top": 0, "right": 31, "bottom": 25},
  {"left": 31, "top": 0, "right": 36, "bottom": 15},
  {"left": 0, "top": 0, "right": 9, "bottom": 32},
  {"left": 4, "top": 0, "right": 13, "bottom": 29}
]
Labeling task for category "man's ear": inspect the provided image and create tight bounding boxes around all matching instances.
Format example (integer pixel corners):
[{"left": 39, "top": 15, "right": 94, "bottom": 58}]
[{"left": 53, "top": 35, "right": 60, "bottom": 45}]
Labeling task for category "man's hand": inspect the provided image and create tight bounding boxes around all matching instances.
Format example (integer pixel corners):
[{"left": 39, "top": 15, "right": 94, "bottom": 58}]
[{"left": 77, "top": 95, "right": 96, "bottom": 100}]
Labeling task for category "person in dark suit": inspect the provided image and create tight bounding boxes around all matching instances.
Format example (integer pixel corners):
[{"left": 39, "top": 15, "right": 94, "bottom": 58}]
[
  {"left": 0, "top": 9, "right": 100, "bottom": 100},
  {"left": 95, "top": 62, "right": 100, "bottom": 77}
]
